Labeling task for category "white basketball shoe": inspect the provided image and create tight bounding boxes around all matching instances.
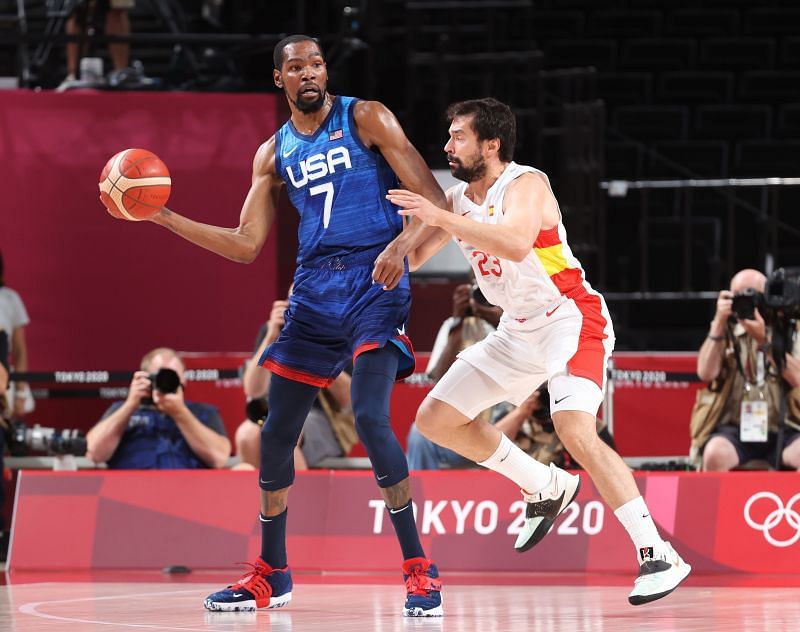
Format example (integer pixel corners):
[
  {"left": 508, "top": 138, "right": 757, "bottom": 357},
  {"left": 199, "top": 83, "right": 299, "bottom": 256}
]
[
  {"left": 514, "top": 463, "right": 581, "bottom": 552},
  {"left": 628, "top": 542, "right": 692, "bottom": 605}
]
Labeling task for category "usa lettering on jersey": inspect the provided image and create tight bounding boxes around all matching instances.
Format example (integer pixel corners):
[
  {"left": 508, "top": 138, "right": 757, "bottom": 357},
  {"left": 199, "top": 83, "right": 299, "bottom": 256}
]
[{"left": 285, "top": 146, "right": 352, "bottom": 188}]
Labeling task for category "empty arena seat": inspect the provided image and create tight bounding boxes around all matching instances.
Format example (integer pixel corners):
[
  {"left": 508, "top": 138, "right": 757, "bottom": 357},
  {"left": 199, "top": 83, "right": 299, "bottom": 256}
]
[
  {"left": 700, "top": 38, "right": 776, "bottom": 70},
  {"left": 665, "top": 8, "right": 740, "bottom": 36},
  {"left": 531, "top": 9, "right": 585, "bottom": 37},
  {"left": 613, "top": 105, "right": 689, "bottom": 141},
  {"left": 777, "top": 104, "right": 800, "bottom": 138},
  {"left": 781, "top": 37, "right": 800, "bottom": 69},
  {"left": 743, "top": 8, "right": 800, "bottom": 35},
  {"left": 658, "top": 71, "right": 733, "bottom": 104},
  {"left": 738, "top": 71, "right": 800, "bottom": 103},
  {"left": 695, "top": 105, "right": 772, "bottom": 140},
  {"left": 598, "top": 72, "right": 653, "bottom": 105},
  {"left": 544, "top": 38, "right": 617, "bottom": 71},
  {"left": 647, "top": 140, "right": 729, "bottom": 178},
  {"left": 734, "top": 140, "right": 800, "bottom": 177},
  {"left": 605, "top": 141, "right": 644, "bottom": 179},
  {"left": 586, "top": 9, "right": 662, "bottom": 37},
  {"left": 620, "top": 38, "right": 696, "bottom": 70}
]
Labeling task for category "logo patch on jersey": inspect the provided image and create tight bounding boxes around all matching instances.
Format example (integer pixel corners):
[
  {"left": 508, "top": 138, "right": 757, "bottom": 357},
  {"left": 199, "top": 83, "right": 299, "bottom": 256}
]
[
  {"left": 285, "top": 146, "right": 352, "bottom": 188},
  {"left": 488, "top": 204, "right": 495, "bottom": 217},
  {"left": 329, "top": 129, "right": 343, "bottom": 141}
]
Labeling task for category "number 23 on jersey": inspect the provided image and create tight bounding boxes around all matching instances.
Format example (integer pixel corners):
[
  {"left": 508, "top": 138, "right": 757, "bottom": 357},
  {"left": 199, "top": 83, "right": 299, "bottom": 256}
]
[{"left": 471, "top": 250, "right": 502, "bottom": 277}]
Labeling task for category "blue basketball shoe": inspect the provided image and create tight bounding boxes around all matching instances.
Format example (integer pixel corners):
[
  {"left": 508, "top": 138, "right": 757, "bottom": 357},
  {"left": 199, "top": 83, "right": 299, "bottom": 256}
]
[
  {"left": 203, "top": 557, "right": 292, "bottom": 611},
  {"left": 402, "top": 557, "right": 443, "bottom": 617}
]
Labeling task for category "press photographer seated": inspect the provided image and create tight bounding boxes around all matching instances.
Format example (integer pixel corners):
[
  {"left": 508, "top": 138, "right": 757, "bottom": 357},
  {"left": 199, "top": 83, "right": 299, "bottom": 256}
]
[
  {"left": 692, "top": 269, "right": 800, "bottom": 471},
  {"left": 86, "top": 347, "right": 231, "bottom": 469}
]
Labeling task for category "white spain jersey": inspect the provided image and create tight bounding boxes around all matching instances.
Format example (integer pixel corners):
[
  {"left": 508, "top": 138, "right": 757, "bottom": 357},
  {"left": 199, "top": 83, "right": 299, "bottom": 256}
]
[
  {"left": 449, "top": 161, "right": 613, "bottom": 388},
  {"left": 451, "top": 161, "right": 597, "bottom": 318}
]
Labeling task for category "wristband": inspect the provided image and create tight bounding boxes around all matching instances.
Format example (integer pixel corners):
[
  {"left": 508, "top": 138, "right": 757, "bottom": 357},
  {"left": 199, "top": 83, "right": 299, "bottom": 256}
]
[{"left": 707, "top": 334, "right": 724, "bottom": 342}]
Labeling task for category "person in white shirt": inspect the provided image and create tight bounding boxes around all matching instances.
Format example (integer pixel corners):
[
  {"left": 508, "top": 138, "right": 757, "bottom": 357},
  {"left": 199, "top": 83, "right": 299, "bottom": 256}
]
[{"left": 0, "top": 251, "right": 30, "bottom": 418}]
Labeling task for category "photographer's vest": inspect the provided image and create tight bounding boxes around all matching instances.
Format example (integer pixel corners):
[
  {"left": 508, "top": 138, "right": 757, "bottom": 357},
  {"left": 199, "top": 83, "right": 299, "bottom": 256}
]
[{"left": 690, "top": 326, "right": 783, "bottom": 461}]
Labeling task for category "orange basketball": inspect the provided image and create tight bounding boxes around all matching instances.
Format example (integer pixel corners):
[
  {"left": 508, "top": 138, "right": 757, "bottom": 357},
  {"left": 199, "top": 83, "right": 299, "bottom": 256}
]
[{"left": 98, "top": 148, "right": 171, "bottom": 220}]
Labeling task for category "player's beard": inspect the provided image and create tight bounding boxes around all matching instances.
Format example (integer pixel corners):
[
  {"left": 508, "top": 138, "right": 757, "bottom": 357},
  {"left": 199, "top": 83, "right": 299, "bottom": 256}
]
[
  {"left": 293, "top": 87, "right": 327, "bottom": 113},
  {"left": 449, "top": 153, "right": 487, "bottom": 183}
]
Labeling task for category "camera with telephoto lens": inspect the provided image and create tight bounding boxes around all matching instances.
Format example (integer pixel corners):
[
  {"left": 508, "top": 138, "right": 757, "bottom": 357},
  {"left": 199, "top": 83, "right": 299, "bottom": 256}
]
[
  {"left": 140, "top": 367, "right": 181, "bottom": 405},
  {"left": 762, "top": 267, "right": 800, "bottom": 319},
  {"left": 760, "top": 267, "right": 800, "bottom": 373},
  {"left": 6, "top": 420, "right": 87, "bottom": 457}
]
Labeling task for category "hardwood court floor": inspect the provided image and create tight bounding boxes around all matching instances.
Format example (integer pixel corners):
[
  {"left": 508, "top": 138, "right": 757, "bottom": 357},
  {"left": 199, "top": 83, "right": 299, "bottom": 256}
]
[{"left": 2, "top": 571, "right": 799, "bottom": 632}]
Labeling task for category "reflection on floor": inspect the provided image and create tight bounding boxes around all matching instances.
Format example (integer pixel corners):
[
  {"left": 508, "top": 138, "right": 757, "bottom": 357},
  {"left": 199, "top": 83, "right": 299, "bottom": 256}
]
[{"left": 2, "top": 570, "right": 799, "bottom": 632}]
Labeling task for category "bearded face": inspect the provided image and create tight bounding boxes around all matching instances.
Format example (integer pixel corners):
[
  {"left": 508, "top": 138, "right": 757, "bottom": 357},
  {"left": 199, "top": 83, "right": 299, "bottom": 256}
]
[{"left": 448, "top": 149, "right": 488, "bottom": 183}]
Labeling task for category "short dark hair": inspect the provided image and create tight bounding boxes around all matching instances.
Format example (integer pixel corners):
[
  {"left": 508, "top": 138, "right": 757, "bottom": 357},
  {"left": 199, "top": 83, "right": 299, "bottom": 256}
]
[
  {"left": 446, "top": 98, "right": 516, "bottom": 162},
  {"left": 273, "top": 34, "right": 324, "bottom": 70}
]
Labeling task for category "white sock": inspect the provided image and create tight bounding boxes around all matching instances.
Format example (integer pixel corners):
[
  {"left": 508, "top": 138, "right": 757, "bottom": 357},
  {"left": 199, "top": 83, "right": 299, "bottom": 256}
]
[
  {"left": 614, "top": 496, "right": 666, "bottom": 563},
  {"left": 477, "top": 434, "right": 552, "bottom": 493}
]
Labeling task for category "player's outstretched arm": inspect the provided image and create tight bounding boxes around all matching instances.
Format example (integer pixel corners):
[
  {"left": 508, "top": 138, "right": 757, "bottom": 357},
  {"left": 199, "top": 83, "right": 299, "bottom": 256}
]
[
  {"left": 405, "top": 189, "right": 455, "bottom": 272},
  {"left": 150, "top": 138, "right": 281, "bottom": 264},
  {"left": 388, "top": 172, "right": 547, "bottom": 263},
  {"left": 353, "top": 100, "right": 447, "bottom": 288}
]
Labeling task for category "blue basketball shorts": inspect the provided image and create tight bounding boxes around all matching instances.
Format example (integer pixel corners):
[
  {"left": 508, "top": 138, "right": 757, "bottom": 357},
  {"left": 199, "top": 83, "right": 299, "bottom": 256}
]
[{"left": 259, "top": 251, "right": 415, "bottom": 387}]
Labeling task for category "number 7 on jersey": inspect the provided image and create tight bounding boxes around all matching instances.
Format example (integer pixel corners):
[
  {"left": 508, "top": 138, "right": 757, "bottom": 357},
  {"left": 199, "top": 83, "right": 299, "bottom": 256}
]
[{"left": 310, "top": 182, "right": 334, "bottom": 228}]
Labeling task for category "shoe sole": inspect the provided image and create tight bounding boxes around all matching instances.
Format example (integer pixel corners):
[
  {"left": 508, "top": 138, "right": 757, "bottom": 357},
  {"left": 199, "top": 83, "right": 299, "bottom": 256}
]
[
  {"left": 403, "top": 594, "right": 444, "bottom": 618},
  {"left": 628, "top": 564, "right": 692, "bottom": 606},
  {"left": 203, "top": 592, "right": 292, "bottom": 611},
  {"left": 403, "top": 605, "right": 444, "bottom": 617},
  {"left": 515, "top": 475, "right": 582, "bottom": 553}
]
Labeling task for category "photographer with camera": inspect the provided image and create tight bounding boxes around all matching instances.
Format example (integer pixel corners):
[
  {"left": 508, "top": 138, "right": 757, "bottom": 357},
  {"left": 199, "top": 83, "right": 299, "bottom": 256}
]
[
  {"left": 408, "top": 281, "right": 504, "bottom": 469},
  {"left": 425, "top": 281, "right": 503, "bottom": 382},
  {"left": 86, "top": 347, "right": 231, "bottom": 469},
  {"left": 234, "top": 293, "right": 356, "bottom": 470},
  {"left": 692, "top": 269, "right": 800, "bottom": 471}
]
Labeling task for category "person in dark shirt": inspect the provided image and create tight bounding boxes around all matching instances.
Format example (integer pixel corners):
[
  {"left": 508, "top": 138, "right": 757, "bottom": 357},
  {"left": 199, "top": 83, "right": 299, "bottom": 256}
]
[{"left": 86, "top": 347, "right": 230, "bottom": 469}]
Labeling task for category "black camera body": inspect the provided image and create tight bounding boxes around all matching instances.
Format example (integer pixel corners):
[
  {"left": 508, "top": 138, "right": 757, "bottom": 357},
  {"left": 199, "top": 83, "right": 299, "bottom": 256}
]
[
  {"left": 245, "top": 397, "right": 268, "bottom": 425},
  {"left": 141, "top": 367, "right": 181, "bottom": 406},
  {"left": 471, "top": 283, "right": 493, "bottom": 307},
  {"left": 150, "top": 368, "right": 181, "bottom": 394},
  {"left": 731, "top": 288, "right": 764, "bottom": 321},
  {"left": 7, "top": 421, "right": 87, "bottom": 457},
  {"left": 464, "top": 283, "right": 493, "bottom": 317}
]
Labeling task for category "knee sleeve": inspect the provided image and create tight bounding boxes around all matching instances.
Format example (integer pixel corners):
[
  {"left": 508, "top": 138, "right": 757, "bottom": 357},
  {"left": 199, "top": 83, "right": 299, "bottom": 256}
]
[
  {"left": 352, "top": 346, "right": 409, "bottom": 488},
  {"left": 259, "top": 374, "right": 319, "bottom": 491}
]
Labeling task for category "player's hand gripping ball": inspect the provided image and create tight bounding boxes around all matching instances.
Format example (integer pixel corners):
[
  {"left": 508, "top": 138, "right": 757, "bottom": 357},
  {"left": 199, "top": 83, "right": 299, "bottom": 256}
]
[{"left": 98, "top": 148, "right": 171, "bottom": 220}]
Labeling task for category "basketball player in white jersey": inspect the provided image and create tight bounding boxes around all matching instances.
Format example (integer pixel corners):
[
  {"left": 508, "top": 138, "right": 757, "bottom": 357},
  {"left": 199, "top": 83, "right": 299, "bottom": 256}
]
[{"left": 387, "top": 98, "right": 690, "bottom": 605}]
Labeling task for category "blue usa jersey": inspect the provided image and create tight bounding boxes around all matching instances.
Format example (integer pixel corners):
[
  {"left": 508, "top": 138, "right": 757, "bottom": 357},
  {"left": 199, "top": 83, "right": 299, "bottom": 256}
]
[{"left": 274, "top": 96, "right": 404, "bottom": 267}]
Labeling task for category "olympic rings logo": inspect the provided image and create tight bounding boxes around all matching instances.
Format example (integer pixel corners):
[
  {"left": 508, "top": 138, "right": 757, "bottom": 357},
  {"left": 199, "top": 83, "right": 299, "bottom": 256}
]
[{"left": 743, "top": 492, "right": 800, "bottom": 548}]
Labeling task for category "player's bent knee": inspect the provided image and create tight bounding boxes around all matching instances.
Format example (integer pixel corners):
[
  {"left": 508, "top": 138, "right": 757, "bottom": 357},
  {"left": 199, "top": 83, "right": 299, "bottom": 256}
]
[
  {"left": 415, "top": 397, "right": 453, "bottom": 439},
  {"left": 551, "top": 410, "right": 599, "bottom": 461}
]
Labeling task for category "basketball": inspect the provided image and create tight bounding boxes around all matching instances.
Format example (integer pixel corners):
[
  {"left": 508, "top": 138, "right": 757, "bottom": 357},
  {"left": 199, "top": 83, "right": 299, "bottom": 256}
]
[{"left": 98, "top": 148, "right": 171, "bottom": 220}]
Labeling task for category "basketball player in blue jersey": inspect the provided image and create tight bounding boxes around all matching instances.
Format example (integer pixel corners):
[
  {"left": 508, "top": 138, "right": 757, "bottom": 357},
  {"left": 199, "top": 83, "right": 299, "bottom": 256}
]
[{"left": 141, "top": 35, "right": 445, "bottom": 616}]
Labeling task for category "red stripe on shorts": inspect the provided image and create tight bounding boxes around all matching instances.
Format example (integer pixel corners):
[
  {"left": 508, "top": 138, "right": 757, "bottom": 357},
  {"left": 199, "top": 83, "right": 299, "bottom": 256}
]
[
  {"left": 260, "top": 358, "right": 334, "bottom": 388},
  {"left": 566, "top": 293, "right": 609, "bottom": 389}
]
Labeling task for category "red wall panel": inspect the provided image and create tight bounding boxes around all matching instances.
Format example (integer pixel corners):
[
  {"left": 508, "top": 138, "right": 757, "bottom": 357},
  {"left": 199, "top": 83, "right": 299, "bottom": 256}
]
[
  {"left": 9, "top": 470, "right": 800, "bottom": 574},
  {"left": 1, "top": 90, "right": 282, "bottom": 371}
]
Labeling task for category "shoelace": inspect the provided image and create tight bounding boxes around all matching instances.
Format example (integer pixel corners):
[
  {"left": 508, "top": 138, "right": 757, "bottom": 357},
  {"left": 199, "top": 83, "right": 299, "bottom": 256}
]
[
  {"left": 230, "top": 560, "right": 273, "bottom": 589},
  {"left": 404, "top": 565, "right": 441, "bottom": 596}
]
